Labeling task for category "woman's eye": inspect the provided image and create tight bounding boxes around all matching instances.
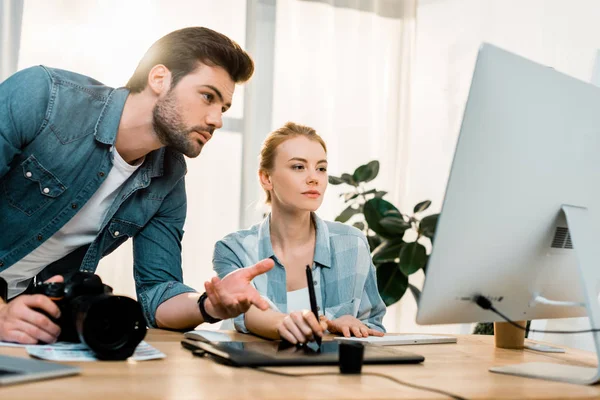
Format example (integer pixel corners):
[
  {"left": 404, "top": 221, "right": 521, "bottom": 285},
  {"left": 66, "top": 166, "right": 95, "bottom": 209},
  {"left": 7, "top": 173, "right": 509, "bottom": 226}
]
[
  {"left": 292, "top": 165, "right": 304, "bottom": 170},
  {"left": 202, "top": 93, "right": 214, "bottom": 102},
  {"left": 318, "top": 167, "right": 327, "bottom": 172}
]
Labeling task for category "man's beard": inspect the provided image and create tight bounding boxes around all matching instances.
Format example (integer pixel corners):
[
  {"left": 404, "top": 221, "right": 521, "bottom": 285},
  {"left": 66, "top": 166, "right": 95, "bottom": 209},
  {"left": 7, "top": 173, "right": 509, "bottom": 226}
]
[{"left": 152, "top": 90, "right": 212, "bottom": 158}]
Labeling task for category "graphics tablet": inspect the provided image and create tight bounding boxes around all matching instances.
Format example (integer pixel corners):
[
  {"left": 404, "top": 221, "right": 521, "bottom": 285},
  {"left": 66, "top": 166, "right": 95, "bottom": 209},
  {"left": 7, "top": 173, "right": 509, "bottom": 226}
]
[{"left": 181, "top": 339, "right": 424, "bottom": 367}]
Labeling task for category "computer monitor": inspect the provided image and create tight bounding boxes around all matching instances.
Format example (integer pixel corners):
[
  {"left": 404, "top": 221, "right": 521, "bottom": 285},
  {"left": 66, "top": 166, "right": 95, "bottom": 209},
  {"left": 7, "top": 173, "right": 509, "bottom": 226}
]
[{"left": 416, "top": 43, "right": 600, "bottom": 385}]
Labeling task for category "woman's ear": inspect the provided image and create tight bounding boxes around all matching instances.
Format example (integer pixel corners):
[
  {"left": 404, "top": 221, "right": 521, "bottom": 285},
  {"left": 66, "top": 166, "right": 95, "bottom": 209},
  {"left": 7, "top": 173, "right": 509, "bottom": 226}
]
[
  {"left": 259, "top": 170, "right": 273, "bottom": 191},
  {"left": 147, "top": 64, "right": 171, "bottom": 96}
]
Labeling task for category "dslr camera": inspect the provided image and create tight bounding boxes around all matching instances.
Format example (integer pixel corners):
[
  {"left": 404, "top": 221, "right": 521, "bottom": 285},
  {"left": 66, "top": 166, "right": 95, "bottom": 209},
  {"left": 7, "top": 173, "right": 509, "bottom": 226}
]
[{"left": 34, "top": 272, "right": 146, "bottom": 360}]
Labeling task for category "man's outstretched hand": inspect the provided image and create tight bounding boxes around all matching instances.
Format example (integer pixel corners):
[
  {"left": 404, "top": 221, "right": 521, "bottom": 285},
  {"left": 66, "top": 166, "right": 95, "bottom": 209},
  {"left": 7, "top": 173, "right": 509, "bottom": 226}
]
[{"left": 203, "top": 258, "right": 274, "bottom": 320}]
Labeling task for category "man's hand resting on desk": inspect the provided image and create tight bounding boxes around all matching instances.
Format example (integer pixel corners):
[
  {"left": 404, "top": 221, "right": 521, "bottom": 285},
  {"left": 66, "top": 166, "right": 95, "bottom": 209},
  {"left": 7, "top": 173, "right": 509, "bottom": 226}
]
[
  {"left": 0, "top": 275, "right": 63, "bottom": 344},
  {"left": 321, "top": 315, "right": 385, "bottom": 338},
  {"left": 203, "top": 258, "right": 275, "bottom": 320}
]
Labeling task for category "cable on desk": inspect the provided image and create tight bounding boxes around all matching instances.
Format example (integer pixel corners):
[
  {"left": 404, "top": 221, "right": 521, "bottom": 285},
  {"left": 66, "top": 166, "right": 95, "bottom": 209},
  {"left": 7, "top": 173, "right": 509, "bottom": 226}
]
[
  {"left": 473, "top": 295, "right": 600, "bottom": 334},
  {"left": 250, "top": 366, "right": 468, "bottom": 400}
]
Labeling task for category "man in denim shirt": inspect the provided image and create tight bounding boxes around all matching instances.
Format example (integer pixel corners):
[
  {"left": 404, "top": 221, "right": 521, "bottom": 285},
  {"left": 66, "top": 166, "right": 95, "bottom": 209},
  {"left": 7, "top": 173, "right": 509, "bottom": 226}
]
[{"left": 0, "top": 27, "right": 274, "bottom": 344}]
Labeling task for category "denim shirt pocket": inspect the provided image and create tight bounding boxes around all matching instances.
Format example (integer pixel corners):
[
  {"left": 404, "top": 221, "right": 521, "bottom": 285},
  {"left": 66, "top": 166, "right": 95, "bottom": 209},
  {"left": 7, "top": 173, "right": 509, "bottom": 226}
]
[
  {"left": 2, "top": 155, "right": 66, "bottom": 216},
  {"left": 101, "top": 219, "right": 142, "bottom": 257}
]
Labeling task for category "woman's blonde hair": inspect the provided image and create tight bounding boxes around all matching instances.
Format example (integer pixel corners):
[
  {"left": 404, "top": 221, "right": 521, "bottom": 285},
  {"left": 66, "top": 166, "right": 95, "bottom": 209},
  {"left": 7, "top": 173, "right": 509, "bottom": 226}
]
[{"left": 259, "top": 122, "right": 327, "bottom": 204}]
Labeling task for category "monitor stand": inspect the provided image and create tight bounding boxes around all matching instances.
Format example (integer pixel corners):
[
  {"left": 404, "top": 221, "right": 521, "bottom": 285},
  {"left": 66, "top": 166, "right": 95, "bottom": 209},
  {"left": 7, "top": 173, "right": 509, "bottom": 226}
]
[{"left": 489, "top": 205, "right": 600, "bottom": 385}]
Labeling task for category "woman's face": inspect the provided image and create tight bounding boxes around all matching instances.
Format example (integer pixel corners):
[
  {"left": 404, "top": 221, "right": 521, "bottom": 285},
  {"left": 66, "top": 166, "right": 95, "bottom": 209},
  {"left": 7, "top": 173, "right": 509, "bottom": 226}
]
[{"left": 262, "top": 136, "right": 328, "bottom": 213}]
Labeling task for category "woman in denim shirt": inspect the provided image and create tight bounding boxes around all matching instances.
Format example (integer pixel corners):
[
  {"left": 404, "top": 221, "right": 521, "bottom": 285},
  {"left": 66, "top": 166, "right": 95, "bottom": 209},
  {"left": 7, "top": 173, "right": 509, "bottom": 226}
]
[{"left": 213, "top": 122, "right": 386, "bottom": 344}]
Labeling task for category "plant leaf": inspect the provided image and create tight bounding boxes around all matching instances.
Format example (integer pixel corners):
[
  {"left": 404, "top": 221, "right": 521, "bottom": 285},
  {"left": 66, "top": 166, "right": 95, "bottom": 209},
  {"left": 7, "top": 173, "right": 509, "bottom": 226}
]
[
  {"left": 363, "top": 198, "right": 401, "bottom": 238},
  {"left": 353, "top": 221, "right": 365, "bottom": 231},
  {"left": 343, "top": 192, "right": 359, "bottom": 202},
  {"left": 413, "top": 200, "right": 432, "bottom": 214},
  {"left": 341, "top": 173, "right": 357, "bottom": 186},
  {"left": 379, "top": 216, "right": 410, "bottom": 236},
  {"left": 335, "top": 205, "right": 360, "bottom": 223},
  {"left": 374, "top": 191, "right": 387, "bottom": 198},
  {"left": 399, "top": 242, "right": 427, "bottom": 275},
  {"left": 419, "top": 214, "right": 440, "bottom": 239},
  {"left": 408, "top": 284, "right": 422, "bottom": 305},
  {"left": 376, "top": 262, "right": 408, "bottom": 307},
  {"left": 367, "top": 234, "right": 383, "bottom": 252},
  {"left": 328, "top": 175, "right": 345, "bottom": 185},
  {"left": 353, "top": 160, "right": 380, "bottom": 183},
  {"left": 372, "top": 239, "right": 404, "bottom": 264}
]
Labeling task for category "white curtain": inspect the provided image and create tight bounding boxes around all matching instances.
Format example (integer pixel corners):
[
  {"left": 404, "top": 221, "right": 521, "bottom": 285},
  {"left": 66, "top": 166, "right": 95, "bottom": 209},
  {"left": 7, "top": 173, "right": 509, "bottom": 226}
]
[
  {"left": 0, "top": 0, "right": 24, "bottom": 82},
  {"left": 408, "top": 0, "right": 600, "bottom": 341},
  {"left": 270, "top": 0, "right": 416, "bottom": 331},
  {"left": 17, "top": 0, "right": 248, "bottom": 330}
]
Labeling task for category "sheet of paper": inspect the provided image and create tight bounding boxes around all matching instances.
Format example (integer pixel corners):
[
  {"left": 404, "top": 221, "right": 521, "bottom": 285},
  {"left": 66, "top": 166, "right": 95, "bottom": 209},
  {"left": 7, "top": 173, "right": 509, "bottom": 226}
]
[{"left": 23, "top": 341, "right": 165, "bottom": 362}]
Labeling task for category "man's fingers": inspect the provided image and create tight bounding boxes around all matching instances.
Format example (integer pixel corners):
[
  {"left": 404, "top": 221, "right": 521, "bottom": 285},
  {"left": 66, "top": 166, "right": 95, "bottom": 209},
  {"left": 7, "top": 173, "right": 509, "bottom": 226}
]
[
  {"left": 15, "top": 320, "right": 57, "bottom": 344},
  {"left": 243, "top": 258, "right": 275, "bottom": 280},
  {"left": 20, "top": 295, "right": 61, "bottom": 320},
  {"left": 248, "top": 290, "right": 269, "bottom": 311},
  {"left": 17, "top": 304, "right": 61, "bottom": 338},
  {"left": 44, "top": 275, "right": 64, "bottom": 284},
  {"left": 4, "top": 329, "right": 37, "bottom": 345},
  {"left": 351, "top": 326, "right": 362, "bottom": 338}
]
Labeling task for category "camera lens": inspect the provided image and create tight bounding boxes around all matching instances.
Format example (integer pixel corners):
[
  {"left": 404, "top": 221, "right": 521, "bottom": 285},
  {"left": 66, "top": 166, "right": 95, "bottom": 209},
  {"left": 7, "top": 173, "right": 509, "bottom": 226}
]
[{"left": 74, "top": 295, "right": 146, "bottom": 360}]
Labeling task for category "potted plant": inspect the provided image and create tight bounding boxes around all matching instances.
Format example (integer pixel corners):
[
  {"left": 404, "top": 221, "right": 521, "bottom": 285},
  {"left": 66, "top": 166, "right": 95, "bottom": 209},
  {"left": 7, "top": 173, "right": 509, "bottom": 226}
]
[{"left": 328, "top": 160, "right": 439, "bottom": 306}]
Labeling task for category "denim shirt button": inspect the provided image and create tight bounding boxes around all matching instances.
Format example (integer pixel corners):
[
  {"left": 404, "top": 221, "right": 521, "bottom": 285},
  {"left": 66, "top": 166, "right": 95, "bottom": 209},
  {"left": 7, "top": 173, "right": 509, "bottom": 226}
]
[
  {"left": 98, "top": 171, "right": 105, "bottom": 177},
  {"left": 114, "top": 231, "right": 120, "bottom": 237},
  {"left": 314, "top": 280, "right": 318, "bottom": 286},
  {"left": 37, "top": 234, "right": 43, "bottom": 241},
  {"left": 43, "top": 188, "right": 50, "bottom": 194},
  {"left": 0, "top": 261, "right": 3, "bottom": 267},
  {"left": 25, "top": 171, "right": 32, "bottom": 178}
]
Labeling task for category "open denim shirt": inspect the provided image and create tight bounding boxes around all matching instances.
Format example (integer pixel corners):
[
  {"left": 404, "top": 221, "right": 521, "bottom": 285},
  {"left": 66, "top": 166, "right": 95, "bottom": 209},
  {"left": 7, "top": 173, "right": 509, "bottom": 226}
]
[
  {"left": 213, "top": 213, "right": 386, "bottom": 333},
  {"left": 0, "top": 66, "right": 196, "bottom": 327}
]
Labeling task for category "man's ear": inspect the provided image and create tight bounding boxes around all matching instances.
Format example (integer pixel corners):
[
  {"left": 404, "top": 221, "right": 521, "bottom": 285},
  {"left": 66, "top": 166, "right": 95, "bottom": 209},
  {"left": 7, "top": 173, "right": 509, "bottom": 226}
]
[
  {"left": 147, "top": 65, "right": 171, "bottom": 96},
  {"left": 259, "top": 170, "right": 273, "bottom": 191}
]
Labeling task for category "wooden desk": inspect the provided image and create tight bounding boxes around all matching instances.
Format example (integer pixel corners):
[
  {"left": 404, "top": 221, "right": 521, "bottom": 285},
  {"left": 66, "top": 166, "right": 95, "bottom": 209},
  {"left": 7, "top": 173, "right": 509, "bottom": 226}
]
[{"left": 1, "top": 330, "right": 600, "bottom": 399}]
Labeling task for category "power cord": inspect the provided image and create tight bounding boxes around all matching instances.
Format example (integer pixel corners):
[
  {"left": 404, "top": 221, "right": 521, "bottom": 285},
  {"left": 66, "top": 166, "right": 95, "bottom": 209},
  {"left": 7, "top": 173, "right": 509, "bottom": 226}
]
[
  {"left": 473, "top": 295, "right": 600, "bottom": 334},
  {"left": 250, "top": 366, "right": 469, "bottom": 400}
]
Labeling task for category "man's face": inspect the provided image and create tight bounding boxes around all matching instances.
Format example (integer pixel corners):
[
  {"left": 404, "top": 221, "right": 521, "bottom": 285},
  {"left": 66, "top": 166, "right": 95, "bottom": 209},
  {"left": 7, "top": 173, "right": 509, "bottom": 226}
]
[
  {"left": 265, "top": 136, "right": 328, "bottom": 212},
  {"left": 152, "top": 64, "right": 235, "bottom": 158}
]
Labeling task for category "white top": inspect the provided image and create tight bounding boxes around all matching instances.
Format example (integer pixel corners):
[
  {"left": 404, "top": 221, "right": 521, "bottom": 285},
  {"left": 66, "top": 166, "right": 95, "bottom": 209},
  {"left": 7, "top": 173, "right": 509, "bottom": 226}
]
[
  {"left": 286, "top": 287, "right": 311, "bottom": 313},
  {"left": 0, "top": 147, "right": 143, "bottom": 298}
]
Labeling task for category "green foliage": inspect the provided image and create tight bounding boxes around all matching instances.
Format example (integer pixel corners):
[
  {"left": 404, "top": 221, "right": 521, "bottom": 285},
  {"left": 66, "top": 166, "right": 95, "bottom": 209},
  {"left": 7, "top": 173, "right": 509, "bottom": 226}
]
[{"left": 329, "top": 160, "right": 440, "bottom": 307}]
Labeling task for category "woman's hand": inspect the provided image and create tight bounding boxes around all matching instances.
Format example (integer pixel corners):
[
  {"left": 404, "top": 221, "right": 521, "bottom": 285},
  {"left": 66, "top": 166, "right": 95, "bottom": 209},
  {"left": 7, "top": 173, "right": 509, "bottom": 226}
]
[
  {"left": 276, "top": 310, "right": 327, "bottom": 344},
  {"left": 321, "top": 315, "right": 385, "bottom": 338}
]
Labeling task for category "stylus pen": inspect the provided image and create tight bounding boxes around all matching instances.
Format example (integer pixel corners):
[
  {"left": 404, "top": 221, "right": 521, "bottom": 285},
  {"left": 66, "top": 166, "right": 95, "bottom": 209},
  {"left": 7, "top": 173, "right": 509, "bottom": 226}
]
[{"left": 306, "top": 265, "right": 322, "bottom": 347}]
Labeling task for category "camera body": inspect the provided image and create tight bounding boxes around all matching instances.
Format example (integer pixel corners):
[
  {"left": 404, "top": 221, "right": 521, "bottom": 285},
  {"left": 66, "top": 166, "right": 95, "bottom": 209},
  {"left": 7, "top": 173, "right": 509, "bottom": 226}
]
[{"left": 34, "top": 272, "right": 146, "bottom": 360}]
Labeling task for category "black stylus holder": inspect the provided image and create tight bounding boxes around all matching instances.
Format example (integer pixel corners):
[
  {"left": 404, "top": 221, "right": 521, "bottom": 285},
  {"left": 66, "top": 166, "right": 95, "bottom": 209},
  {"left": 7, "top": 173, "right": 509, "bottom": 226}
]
[{"left": 338, "top": 341, "right": 364, "bottom": 374}]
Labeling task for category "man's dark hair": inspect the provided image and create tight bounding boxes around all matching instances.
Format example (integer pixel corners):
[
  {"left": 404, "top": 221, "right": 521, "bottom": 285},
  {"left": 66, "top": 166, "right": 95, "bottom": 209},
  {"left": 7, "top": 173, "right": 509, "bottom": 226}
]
[{"left": 126, "top": 27, "right": 254, "bottom": 93}]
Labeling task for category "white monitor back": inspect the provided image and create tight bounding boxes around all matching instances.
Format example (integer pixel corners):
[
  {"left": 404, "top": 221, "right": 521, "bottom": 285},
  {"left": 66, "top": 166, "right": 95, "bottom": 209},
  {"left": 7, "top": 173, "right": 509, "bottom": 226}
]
[{"left": 417, "top": 44, "right": 600, "bottom": 325}]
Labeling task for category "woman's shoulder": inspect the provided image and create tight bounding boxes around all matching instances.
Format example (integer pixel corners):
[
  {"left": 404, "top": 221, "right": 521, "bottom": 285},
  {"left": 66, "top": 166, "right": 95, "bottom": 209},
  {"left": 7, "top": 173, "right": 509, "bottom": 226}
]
[{"left": 320, "top": 219, "right": 370, "bottom": 250}]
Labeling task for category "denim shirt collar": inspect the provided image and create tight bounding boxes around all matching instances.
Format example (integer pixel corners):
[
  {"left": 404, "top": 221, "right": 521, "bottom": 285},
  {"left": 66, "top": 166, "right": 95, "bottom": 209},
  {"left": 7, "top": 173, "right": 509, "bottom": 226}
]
[
  {"left": 93, "top": 87, "right": 129, "bottom": 145},
  {"left": 257, "top": 213, "right": 332, "bottom": 268}
]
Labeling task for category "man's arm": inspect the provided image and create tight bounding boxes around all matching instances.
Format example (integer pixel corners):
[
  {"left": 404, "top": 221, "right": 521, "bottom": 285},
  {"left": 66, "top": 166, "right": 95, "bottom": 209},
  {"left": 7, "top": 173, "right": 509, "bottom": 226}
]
[
  {"left": 0, "top": 66, "right": 52, "bottom": 179},
  {"left": 154, "top": 259, "right": 274, "bottom": 329},
  {"left": 133, "top": 177, "right": 274, "bottom": 330}
]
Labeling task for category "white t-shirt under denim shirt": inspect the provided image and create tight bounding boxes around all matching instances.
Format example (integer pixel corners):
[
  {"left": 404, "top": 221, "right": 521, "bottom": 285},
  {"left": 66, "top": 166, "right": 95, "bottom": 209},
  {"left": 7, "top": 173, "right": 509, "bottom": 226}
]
[
  {"left": 0, "top": 147, "right": 143, "bottom": 298},
  {"left": 213, "top": 213, "right": 387, "bottom": 333}
]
